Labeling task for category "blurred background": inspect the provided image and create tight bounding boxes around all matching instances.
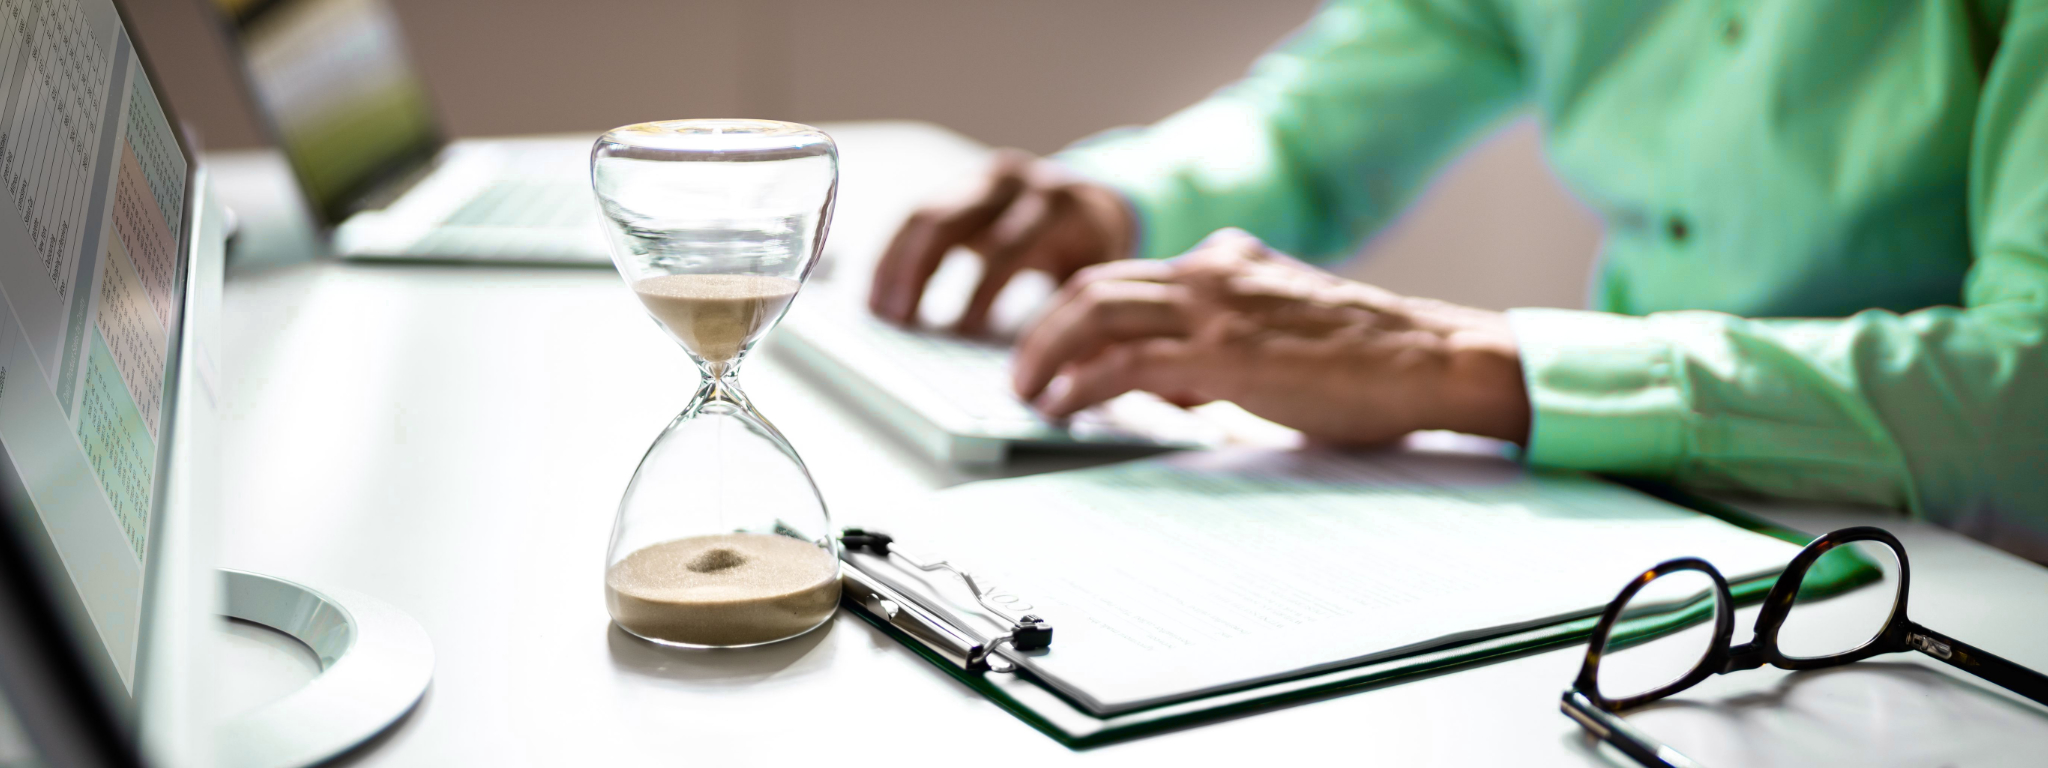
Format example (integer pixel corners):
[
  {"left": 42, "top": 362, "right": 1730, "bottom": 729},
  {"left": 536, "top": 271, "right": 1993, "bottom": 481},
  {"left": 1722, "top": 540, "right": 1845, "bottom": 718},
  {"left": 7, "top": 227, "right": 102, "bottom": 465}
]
[{"left": 125, "top": 0, "right": 1602, "bottom": 309}]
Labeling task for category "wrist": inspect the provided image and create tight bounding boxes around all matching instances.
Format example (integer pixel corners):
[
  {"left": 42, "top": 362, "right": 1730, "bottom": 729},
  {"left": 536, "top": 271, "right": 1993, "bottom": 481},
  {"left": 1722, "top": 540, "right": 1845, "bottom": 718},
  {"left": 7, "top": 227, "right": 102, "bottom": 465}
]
[
  {"left": 1435, "top": 314, "right": 1533, "bottom": 445},
  {"left": 1070, "top": 181, "right": 1138, "bottom": 263}
]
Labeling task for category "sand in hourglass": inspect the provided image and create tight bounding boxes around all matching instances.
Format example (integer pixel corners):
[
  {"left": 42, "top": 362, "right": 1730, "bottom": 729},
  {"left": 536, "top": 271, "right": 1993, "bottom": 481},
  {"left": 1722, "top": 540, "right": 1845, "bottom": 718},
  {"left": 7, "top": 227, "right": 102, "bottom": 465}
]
[
  {"left": 633, "top": 274, "right": 800, "bottom": 364},
  {"left": 606, "top": 533, "right": 841, "bottom": 646}
]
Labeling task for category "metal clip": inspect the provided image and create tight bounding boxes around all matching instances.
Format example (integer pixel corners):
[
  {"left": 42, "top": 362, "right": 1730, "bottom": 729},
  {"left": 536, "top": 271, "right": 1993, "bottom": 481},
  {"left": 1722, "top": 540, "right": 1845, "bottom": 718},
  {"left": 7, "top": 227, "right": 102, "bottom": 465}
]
[{"left": 840, "top": 528, "right": 1054, "bottom": 658}]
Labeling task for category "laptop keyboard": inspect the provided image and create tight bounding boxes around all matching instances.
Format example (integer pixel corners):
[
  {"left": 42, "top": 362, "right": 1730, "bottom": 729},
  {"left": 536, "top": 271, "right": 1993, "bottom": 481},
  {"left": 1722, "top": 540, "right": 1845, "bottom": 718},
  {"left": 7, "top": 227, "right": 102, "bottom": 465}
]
[
  {"left": 387, "top": 178, "right": 609, "bottom": 262},
  {"left": 443, "top": 180, "right": 596, "bottom": 229}
]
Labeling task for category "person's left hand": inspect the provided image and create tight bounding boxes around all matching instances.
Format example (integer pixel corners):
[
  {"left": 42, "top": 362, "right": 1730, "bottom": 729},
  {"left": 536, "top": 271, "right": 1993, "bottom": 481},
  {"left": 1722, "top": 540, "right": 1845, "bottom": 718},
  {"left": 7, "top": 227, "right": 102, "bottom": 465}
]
[{"left": 1010, "top": 228, "right": 1532, "bottom": 446}]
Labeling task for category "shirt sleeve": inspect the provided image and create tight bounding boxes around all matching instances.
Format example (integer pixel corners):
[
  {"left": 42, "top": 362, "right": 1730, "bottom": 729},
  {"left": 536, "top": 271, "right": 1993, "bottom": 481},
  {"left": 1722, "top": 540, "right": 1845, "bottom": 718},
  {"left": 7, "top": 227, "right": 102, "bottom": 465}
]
[
  {"left": 1510, "top": 3, "right": 2048, "bottom": 558},
  {"left": 1053, "top": 0, "right": 1525, "bottom": 263}
]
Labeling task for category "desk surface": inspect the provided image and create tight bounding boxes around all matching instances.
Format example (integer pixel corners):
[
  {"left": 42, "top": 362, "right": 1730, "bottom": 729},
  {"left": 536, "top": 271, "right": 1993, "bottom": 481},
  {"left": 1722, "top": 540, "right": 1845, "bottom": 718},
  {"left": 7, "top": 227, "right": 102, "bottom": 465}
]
[{"left": 207, "top": 124, "right": 2048, "bottom": 767}]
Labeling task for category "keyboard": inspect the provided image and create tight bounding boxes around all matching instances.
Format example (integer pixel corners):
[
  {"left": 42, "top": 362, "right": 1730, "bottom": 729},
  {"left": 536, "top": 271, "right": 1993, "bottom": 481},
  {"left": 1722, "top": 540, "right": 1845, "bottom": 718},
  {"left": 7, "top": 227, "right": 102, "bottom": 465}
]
[
  {"left": 776, "top": 288, "right": 1223, "bottom": 465},
  {"left": 443, "top": 180, "right": 597, "bottom": 229},
  {"left": 836, "top": 310, "right": 1047, "bottom": 426},
  {"left": 400, "top": 179, "right": 610, "bottom": 262},
  {"left": 338, "top": 136, "right": 614, "bottom": 264}
]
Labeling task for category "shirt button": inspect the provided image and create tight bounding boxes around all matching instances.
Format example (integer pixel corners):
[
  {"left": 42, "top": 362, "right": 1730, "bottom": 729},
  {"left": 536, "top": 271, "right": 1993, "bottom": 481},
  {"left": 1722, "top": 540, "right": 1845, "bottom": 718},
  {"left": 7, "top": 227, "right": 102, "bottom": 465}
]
[
  {"left": 1723, "top": 17, "right": 1743, "bottom": 44},
  {"left": 1666, "top": 215, "right": 1690, "bottom": 243}
]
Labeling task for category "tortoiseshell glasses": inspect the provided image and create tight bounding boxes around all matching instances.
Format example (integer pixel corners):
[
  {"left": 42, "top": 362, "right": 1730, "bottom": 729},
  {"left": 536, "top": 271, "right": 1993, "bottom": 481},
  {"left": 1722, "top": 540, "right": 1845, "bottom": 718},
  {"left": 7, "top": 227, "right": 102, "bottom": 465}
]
[{"left": 1562, "top": 526, "right": 2048, "bottom": 768}]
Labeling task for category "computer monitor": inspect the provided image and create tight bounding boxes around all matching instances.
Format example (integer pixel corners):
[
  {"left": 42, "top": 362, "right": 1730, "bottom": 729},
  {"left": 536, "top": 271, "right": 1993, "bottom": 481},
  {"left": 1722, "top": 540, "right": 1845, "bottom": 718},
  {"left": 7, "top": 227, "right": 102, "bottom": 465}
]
[
  {"left": 0, "top": 0, "right": 224, "bottom": 764},
  {"left": 209, "top": 0, "right": 442, "bottom": 226}
]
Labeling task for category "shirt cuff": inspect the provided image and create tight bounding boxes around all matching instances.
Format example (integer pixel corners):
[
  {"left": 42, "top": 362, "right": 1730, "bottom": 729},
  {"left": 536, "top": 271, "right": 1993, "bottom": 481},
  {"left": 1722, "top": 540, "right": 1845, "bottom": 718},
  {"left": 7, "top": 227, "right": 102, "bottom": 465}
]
[{"left": 1508, "top": 308, "right": 1690, "bottom": 476}]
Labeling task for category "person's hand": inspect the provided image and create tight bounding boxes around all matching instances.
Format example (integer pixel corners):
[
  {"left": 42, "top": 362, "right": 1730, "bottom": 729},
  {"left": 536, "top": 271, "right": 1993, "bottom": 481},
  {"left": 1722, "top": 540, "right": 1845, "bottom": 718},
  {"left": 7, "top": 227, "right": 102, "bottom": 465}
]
[
  {"left": 1011, "top": 229, "right": 1532, "bottom": 445},
  {"left": 868, "top": 150, "right": 1135, "bottom": 336}
]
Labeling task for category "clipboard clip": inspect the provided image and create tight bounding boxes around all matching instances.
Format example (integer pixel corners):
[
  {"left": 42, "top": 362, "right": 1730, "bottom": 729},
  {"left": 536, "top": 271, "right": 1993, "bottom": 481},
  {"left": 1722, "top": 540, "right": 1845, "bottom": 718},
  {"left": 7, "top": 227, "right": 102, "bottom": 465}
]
[{"left": 839, "top": 528, "right": 1053, "bottom": 671}]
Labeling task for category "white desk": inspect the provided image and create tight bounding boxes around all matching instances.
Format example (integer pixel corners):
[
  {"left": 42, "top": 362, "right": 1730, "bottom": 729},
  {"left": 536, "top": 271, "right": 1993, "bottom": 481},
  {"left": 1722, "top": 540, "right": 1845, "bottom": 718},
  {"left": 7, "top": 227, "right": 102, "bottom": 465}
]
[{"left": 207, "top": 123, "right": 2048, "bottom": 767}]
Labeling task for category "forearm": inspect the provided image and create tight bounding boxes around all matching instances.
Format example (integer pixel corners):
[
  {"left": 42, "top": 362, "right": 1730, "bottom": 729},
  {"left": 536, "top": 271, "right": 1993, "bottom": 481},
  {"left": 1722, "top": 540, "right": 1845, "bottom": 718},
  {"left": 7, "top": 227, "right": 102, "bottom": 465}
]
[{"left": 1056, "top": 0, "right": 1524, "bottom": 264}]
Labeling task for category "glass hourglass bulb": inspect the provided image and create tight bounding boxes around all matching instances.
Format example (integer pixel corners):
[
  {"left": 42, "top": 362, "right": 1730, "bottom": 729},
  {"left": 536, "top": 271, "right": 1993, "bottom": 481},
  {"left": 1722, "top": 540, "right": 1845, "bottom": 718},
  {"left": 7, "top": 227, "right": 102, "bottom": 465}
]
[{"left": 591, "top": 120, "right": 839, "bottom": 648}]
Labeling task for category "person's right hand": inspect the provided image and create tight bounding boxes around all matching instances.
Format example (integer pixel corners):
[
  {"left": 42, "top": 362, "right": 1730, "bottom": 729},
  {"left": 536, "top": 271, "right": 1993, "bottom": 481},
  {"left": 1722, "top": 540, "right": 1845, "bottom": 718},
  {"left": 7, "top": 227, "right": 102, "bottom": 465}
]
[{"left": 867, "top": 150, "right": 1135, "bottom": 336}]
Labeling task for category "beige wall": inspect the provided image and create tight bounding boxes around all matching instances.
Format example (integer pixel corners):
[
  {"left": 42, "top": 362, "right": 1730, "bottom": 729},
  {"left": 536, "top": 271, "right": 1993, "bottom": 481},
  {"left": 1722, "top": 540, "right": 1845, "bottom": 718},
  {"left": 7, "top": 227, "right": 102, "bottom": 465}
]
[{"left": 127, "top": 0, "right": 1601, "bottom": 309}]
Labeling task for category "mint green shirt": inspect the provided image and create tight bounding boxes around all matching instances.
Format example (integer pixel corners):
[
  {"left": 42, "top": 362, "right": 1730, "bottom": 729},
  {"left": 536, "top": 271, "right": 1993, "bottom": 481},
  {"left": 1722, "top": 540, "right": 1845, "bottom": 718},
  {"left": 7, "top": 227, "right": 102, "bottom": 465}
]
[{"left": 1058, "top": 0, "right": 2048, "bottom": 557}]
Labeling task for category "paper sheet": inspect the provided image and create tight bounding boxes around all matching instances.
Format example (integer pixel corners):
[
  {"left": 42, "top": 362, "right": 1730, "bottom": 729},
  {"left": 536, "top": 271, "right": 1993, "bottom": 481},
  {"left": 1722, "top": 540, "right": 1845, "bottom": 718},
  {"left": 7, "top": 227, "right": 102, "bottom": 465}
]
[{"left": 848, "top": 449, "right": 1802, "bottom": 714}]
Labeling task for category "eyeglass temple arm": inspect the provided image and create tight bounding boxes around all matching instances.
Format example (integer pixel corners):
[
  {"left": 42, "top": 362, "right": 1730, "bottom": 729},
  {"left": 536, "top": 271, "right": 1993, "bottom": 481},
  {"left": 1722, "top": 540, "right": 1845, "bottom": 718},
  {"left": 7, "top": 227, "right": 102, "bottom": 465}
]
[
  {"left": 1905, "top": 623, "right": 2048, "bottom": 708},
  {"left": 1561, "top": 690, "right": 1702, "bottom": 768}
]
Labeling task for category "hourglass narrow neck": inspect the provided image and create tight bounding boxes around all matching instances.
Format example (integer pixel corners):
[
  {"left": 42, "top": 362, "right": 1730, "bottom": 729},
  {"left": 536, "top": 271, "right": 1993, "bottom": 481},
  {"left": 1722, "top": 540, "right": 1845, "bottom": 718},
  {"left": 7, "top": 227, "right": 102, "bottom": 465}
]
[
  {"left": 686, "top": 369, "right": 750, "bottom": 414},
  {"left": 698, "top": 354, "right": 744, "bottom": 382}
]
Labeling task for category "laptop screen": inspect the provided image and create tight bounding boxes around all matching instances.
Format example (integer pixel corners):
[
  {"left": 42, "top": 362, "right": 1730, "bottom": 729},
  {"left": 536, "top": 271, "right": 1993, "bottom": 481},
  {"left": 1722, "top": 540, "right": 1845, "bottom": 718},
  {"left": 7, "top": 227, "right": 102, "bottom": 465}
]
[{"left": 214, "top": 0, "right": 441, "bottom": 225}]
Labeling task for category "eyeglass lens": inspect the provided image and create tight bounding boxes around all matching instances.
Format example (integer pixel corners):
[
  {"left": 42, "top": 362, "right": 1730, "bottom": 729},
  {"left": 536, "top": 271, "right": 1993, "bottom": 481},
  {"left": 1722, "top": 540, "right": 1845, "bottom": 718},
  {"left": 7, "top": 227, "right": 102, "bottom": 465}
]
[
  {"left": 1596, "top": 569, "right": 1724, "bottom": 701},
  {"left": 1777, "top": 540, "right": 1902, "bottom": 660}
]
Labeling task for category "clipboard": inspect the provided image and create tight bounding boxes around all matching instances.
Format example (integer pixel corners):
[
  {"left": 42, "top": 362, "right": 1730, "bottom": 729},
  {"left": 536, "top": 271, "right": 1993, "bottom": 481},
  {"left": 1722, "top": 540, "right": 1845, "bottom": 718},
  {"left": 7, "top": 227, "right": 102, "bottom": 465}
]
[{"left": 833, "top": 481, "right": 1881, "bottom": 748}]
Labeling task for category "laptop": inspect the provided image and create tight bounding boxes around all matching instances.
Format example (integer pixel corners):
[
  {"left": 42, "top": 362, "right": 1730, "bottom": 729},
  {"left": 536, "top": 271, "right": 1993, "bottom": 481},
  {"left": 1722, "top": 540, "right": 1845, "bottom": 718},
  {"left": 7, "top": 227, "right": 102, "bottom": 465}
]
[
  {"left": 0, "top": 0, "right": 225, "bottom": 762},
  {"left": 208, "top": 0, "right": 605, "bottom": 264}
]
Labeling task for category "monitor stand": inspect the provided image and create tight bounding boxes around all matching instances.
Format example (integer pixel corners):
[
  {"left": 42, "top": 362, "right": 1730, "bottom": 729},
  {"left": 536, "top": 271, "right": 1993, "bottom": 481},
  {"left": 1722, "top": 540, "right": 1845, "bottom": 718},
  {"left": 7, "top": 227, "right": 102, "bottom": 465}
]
[{"left": 216, "top": 570, "right": 433, "bottom": 768}]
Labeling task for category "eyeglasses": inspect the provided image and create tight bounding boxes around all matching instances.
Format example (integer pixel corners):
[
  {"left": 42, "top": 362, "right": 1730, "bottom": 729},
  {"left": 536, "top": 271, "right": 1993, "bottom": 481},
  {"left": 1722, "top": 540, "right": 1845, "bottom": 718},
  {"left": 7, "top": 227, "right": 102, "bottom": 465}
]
[{"left": 1561, "top": 526, "right": 2048, "bottom": 768}]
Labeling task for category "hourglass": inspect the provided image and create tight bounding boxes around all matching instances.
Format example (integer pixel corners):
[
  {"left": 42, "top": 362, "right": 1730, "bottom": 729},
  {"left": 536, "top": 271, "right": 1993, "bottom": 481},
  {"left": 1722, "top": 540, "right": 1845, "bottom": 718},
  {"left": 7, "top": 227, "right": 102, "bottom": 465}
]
[{"left": 591, "top": 120, "right": 839, "bottom": 648}]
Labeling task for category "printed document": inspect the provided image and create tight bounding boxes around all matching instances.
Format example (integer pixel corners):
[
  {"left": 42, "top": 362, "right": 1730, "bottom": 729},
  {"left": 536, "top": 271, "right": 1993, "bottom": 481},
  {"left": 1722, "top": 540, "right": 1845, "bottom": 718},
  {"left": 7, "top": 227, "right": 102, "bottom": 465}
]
[{"left": 846, "top": 448, "right": 1802, "bottom": 714}]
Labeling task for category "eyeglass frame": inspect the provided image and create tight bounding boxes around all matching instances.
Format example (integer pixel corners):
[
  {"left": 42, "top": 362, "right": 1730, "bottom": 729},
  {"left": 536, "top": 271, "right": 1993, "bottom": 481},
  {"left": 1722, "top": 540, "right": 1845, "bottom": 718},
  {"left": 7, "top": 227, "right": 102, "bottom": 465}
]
[{"left": 1560, "top": 525, "right": 2048, "bottom": 768}]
